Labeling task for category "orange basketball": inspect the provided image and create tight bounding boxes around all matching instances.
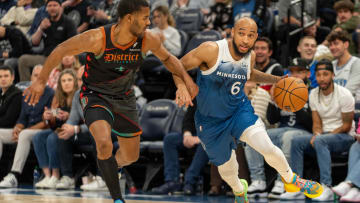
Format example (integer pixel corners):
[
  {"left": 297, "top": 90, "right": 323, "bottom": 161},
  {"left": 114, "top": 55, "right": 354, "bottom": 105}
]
[{"left": 273, "top": 77, "right": 308, "bottom": 112}]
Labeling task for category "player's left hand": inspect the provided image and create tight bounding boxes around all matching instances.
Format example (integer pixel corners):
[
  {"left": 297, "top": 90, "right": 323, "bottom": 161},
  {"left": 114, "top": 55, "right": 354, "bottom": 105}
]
[
  {"left": 23, "top": 79, "right": 46, "bottom": 106},
  {"left": 175, "top": 85, "right": 193, "bottom": 107}
]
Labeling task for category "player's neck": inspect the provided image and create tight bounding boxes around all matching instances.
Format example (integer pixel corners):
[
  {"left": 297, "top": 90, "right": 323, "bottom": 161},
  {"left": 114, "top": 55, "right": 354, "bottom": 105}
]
[
  {"left": 113, "top": 24, "right": 137, "bottom": 46},
  {"left": 337, "top": 52, "right": 351, "bottom": 67},
  {"left": 228, "top": 40, "right": 243, "bottom": 61},
  {"left": 321, "top": 83, "right": 334, "bottom": 96}
]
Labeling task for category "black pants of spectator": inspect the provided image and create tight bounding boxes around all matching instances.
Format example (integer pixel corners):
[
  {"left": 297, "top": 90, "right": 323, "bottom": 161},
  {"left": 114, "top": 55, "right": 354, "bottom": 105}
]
[{"left": 58, "top": 131, "right": 93, "bottom": 177}]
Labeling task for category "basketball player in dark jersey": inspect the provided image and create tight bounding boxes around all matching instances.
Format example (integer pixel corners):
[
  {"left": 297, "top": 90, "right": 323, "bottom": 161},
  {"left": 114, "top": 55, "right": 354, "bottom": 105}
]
[{"left": 23, "top": 1, "right": 198, "bottom": 202}]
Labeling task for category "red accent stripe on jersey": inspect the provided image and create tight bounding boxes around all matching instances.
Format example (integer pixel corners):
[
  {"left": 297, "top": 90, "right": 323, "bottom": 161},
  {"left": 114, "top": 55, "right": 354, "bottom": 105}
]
[
  {"left": 86, "top": 55, "right": 91, "bottom": 61},
  {"left": 84, "top": 71, "right": 89, "bottom": 78},
  {"left": 105, "top": 47, "right": 117, "bottom": 51}
]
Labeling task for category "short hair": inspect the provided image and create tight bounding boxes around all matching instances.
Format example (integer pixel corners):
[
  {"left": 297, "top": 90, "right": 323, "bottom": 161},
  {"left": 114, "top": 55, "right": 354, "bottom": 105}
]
[
  {"left": 117, "top": 0, "right": 150, "bottom": 19},
  {"left": 315, "top": 59, "right": 334, "bottom": 73},
  {"left": 255, "top": 37, "right": 273, "bottom": 51},
  {"left": 334, "top": 0, "right": 354, "bottom": 12},
  {"left": 298, "top": 36, "right": 317, "bottom": 46},
  {"left": 0, "top": 65, "right": 14, "bottom": 76},
  {"left": 326, "top": 30, "right": 351, "bottom": 43}
]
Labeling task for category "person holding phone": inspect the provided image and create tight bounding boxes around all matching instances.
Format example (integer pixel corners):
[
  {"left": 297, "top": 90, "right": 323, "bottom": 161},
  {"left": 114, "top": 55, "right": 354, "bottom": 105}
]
[{"left": 32, "top": 69, "right": 79, "bottom": 189}]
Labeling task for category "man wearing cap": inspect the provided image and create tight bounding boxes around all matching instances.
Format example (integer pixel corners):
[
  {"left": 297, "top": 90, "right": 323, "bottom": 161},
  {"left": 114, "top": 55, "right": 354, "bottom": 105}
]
[
  {"left": 17, "top": 0, "right": 77, "bottom": 81},
  {"left": 288, "top": 59, "right": 356, "bottom": 201},
  {"left": 245, "top": 57, "right": 313, "bottom": 199}
]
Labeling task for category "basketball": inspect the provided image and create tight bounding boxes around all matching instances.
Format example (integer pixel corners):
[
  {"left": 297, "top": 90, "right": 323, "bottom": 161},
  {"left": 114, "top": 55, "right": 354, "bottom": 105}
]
[{"left": 273, "top": 77, "right": 308, "bottom": 112}]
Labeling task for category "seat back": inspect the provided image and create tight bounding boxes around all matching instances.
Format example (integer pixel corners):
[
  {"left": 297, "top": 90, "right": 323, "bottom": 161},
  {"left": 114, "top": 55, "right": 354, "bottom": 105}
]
[
  {"left": 175, "top": 9, "right": 203, "bottom": 35},
  {"left": 184, "top": 30, "right": 222, "bottom": 55},
  {"left": 139, "top": 99, "right": 178, "bottom": 141},
  {"left": 178, "top": 29, "right": 189, "bottom": 57}
]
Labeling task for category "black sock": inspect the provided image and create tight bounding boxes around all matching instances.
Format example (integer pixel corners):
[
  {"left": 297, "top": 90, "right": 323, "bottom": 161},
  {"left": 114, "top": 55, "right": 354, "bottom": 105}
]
[
  {"left": 97, "top": 156, "right": 122, "bottom": 200},
  {"left": 10, "top": 171, "right": 20, "bottom": 180}
]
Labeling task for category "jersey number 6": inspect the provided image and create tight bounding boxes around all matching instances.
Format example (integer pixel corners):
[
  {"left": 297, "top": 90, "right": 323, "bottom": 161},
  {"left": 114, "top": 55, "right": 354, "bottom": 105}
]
[{"left": 231, "top": 82, "right": 241, "bottom": 95}]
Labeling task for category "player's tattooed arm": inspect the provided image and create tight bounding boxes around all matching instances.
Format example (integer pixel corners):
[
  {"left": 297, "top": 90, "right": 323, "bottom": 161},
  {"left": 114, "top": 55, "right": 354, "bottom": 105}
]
[
  {"left": 248, "top": 51, "right": 282, "bottom": 83},
  {"left": 331, "top": 112, "right": 354, "bottom": 134},
  {"left": 312, "top": 110, "right": 323, "bottom": 136}
]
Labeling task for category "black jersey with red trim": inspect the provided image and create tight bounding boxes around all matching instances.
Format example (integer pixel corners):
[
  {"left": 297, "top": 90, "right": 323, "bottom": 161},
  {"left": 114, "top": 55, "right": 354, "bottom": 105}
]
[{"left": 82, "top": 24, "right": 146, "bottom": 96}]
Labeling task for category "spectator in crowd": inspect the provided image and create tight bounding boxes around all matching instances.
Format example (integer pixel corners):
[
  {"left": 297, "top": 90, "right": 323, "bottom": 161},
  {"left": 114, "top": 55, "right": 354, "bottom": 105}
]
[
  {"left": 32, "top": 68, "right": 78, "bottom": 189},
  {"left": 0, "top": 65, "right": 22, "bottom": 128},
  {"left": 87, "top": 0, "right": 120, "bottom": 28},
  {"left": 327, "top": 30, "right": 360, "bottom": 97},
  {"left": 0, "top": 26, "right": 32, "bottom": 82},
  {"left": 150, "top": 0, "right": 168, "bottom": 11},
  {"left": 27, "top": 0, "right": 49, "bottom": 36},
  {"left": 0, "top": 0, "right": 38, "bottom": 35},
  {"left": 62, "top": 0, "right": 91, "bottom": 33},
  {"left": 0, "top": 0, "right": 16, "bottom": 19},
  {"left": 332, "top": 0, "right": 360, "bottom": 54},
  {"left": 55, "top": 66, "right": 89, "bottom": 189},
  {"left": 151, "top": 101, "right": 209, "bottom": 195},
  {"left": 289, "top": 60, "right": 356, "bottom": 201},
  {"left": 151, "top": 5, "right": 181, "bottom": 57},
  {"left": 246, "top": 58, "right": 313, "bottom": 199},
  {"left": 0, "top": 65, "right": 54, "bottom": 188},
  {"left": 253, "top": 37, "right": 283, "bottom": 91},
  {"left": 170, "top": 0, "right": 214, "bottom": 16},
  {"left": 295, "top": 36, "right": 318, "bottom": 88},
  {"left": 47, "top": 55, "right": 81, "bottom": 89},
  {"left": 202, "top": 0, "right": 232, "bottom": 38},
  {"left": 232, "top": 0, "right": 270, "bottom": 36},
  {"left": 18, "top": 0, "right": 77, "bottom": 82},
  {"left": 332, "top": 134, "right": 360, "bottom": 202},
  {"left": 303, "top": 18, "right": 331, "bottom": 45}
]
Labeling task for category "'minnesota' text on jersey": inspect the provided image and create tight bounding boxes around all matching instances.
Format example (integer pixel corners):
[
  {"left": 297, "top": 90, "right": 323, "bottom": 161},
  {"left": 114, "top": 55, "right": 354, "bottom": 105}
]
[
  {"left": 196, "top": 39, "right": 252, "bottom": 118},
  {"left": 83, "top": 24, "right": 146, "bottom": 96}
]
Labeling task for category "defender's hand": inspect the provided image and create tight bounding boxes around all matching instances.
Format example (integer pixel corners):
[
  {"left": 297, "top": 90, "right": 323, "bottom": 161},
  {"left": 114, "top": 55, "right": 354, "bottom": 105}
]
[
  {"left": 175, "top": 85, "right": 193, "bottom": 107},
  {"left": 23, "top": 80, "right": 46, "bottom": 106},
  {"left": 184, "top": 76, "right": 198, "bottom": 100}
]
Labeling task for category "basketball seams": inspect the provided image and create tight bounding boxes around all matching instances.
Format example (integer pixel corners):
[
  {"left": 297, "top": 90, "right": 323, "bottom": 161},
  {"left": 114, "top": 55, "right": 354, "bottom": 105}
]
[
  {"left": 274, "top": 77, "right": 308, "bottom": 112},
  {"left": 289, "top": 87, "right": 308, "bottom": 103}
]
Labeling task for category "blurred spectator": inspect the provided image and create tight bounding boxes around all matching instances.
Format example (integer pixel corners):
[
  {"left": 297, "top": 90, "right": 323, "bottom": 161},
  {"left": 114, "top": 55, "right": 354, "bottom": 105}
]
[
  {"left": 62, "top": 0, "right": 91, "bottom": 33},
  {"left": 18, "top": 0, "right": 77, "bottom": 81},
  {"left": 232, "top": 0, "right": 269, "bottom": 36},
  {"left": 87, "top": 0, "right": 120, "bottom": 28},
  {"left": 151, "top": 101, "right": 209, "bottom": 195},
  {"left": 327, "top": 30, "right": 360, "bottom": 97},
  {"left": 296, "top": 36, "right": 318, "bottom": 88},
  {"left": 0, "top": 65, "right": 22, "bottom": 128},
  {"left": 303, "top": 19, "right": 331, "bottom": 45},
  {"left": 170, "top": 0, "right": 214, "bottom": 16},
  {"left": 151, "top": 5, "right": 181, "bottom": 57},
  {"left": 27, "top": 0, "right": 49, "bottom": 36},
  {"left": 0, "top": 26, "right": 32, "bottom": 81},
  {"left": 0, "top": 65, "right": 54, "bottom": 188},
  {"left": 332, "top": 136, "right": 360, "bottom": 202},
  {"left": 0, "top": 0, "right": 38, "bottom": 35},
  {"left": 150, "top": 0, "right": 169, "bottom": 11},
  {"left": 247, "top": 58, "right": 313, "bottom": 199},
  {"left": 33, "top": 69, "right": 78, "bottom": 189},
  {"left": 47, "top": 55, "right": 81, "bottom": 89},
  {"left": 290, "top": 60, "right": 355, "bottom": 201},
  {"left": 202, "top": 0, "right": 232, "bottom": 38},
  {"left": 277, "top": 0, "right": 316, "bottom": 27},
  {"left": 332, "top": 0, "right": 360, "bottom": 54},
  {"left": 253, "top": 37, "right": 283, "bottom": 91},
  {"left": 0, "top": 0, "right": 16, "bottom": 19},
  {"left": 55, "top": 67, "right": 88, "bottom": 189}
]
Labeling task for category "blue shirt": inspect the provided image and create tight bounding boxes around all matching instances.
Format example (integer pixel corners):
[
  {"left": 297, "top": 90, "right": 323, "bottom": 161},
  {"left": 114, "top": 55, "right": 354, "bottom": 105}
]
[
  {"left": 27, "top": 6, "right": 48, "bottom": 36},
  {"left": 17, "top": 86, "right": 54, "bottom": 128}
]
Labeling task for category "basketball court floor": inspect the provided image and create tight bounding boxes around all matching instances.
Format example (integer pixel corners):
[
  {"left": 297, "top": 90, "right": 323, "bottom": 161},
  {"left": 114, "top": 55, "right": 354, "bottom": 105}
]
[{"left": 0, "top": 185, "right": 316, "bottom": 203}]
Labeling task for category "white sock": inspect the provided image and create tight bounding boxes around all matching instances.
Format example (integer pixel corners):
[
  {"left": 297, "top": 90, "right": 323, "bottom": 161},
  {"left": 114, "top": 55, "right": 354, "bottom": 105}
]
[{"left": 218, "top": 150, "right": 244, "bottom": 193}]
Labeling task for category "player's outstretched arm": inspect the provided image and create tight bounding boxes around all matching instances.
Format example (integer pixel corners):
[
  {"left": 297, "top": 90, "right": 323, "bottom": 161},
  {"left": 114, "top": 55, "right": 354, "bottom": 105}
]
[
  {"left": 144, "top": 30, "right": 199, "bottom": 104},
  {"left": 23, "top": 28, "right": 104, "bottom": 106},
  {"left": 173, "top": 42, "right": 218, "bottom": 106},
  {"left": 248, "top": 51, "right": 284, "bottom": 83}
]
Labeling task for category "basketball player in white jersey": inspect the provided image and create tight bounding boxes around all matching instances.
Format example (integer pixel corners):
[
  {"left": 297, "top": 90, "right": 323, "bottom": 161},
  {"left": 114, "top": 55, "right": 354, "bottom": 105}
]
[{"left": 173, "top": 17, "right": 323, "bottom": 203}]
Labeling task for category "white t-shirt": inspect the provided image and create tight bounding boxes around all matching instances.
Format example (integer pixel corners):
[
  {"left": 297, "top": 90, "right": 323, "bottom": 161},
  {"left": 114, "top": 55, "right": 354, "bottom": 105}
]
[{"left": 309, "top": 84, "right": 356, "bottom": 136}]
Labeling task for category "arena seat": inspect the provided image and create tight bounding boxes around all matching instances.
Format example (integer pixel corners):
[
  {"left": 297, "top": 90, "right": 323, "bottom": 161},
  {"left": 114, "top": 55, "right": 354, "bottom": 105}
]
[
  {"left": 184, "top": 30, "right": 222, "bottom": 55},
  {"left": 175, "top": 8, "right": 203, "bottom": 36}
]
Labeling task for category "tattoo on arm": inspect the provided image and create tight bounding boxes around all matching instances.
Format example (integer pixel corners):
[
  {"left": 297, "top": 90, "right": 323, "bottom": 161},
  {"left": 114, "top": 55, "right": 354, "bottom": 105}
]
[
  {"left": 342, "top": 112, "right": 354, "bottom": 124},
  {"left": 249, "top": 69, "right": 281, "bottom": 83}
]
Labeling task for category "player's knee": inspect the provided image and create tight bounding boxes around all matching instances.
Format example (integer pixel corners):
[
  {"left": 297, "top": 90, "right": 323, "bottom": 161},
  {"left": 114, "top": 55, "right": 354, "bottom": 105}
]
[{"left": 96, "top": 140, "right": 113, "bottom": 158}]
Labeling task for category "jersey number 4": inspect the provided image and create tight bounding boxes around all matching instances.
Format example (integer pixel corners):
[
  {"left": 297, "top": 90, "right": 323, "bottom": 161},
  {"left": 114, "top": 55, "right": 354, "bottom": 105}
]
[{"left": 231, "top": 82, "right": 241, "bottom": 95}]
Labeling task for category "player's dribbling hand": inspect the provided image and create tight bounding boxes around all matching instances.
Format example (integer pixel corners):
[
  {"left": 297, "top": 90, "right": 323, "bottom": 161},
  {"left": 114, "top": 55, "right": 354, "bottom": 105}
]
[
  {"left": 184, "top": 76, "right": 199, "bottom": 100},
  {"left": 175, "top": 85, "right": 193, "bottom": 107},
  {"left": 23, "top": 79, "right": 46, "bottom": 106}
]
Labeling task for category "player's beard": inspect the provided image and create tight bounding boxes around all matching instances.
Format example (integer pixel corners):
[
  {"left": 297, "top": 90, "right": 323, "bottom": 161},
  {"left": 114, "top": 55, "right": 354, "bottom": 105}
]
[
  {"left": 130, "top": 20, "right": 145, "bottom": 38},
  {"left": 232, "top": 39, "right": 252, "bottom": 58}
]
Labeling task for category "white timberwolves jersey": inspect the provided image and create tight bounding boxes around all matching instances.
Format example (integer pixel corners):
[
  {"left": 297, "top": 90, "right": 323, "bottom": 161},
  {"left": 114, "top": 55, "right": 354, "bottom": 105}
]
[{"left": 332, "top": 56, "right": 359, "bottom": 87}]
